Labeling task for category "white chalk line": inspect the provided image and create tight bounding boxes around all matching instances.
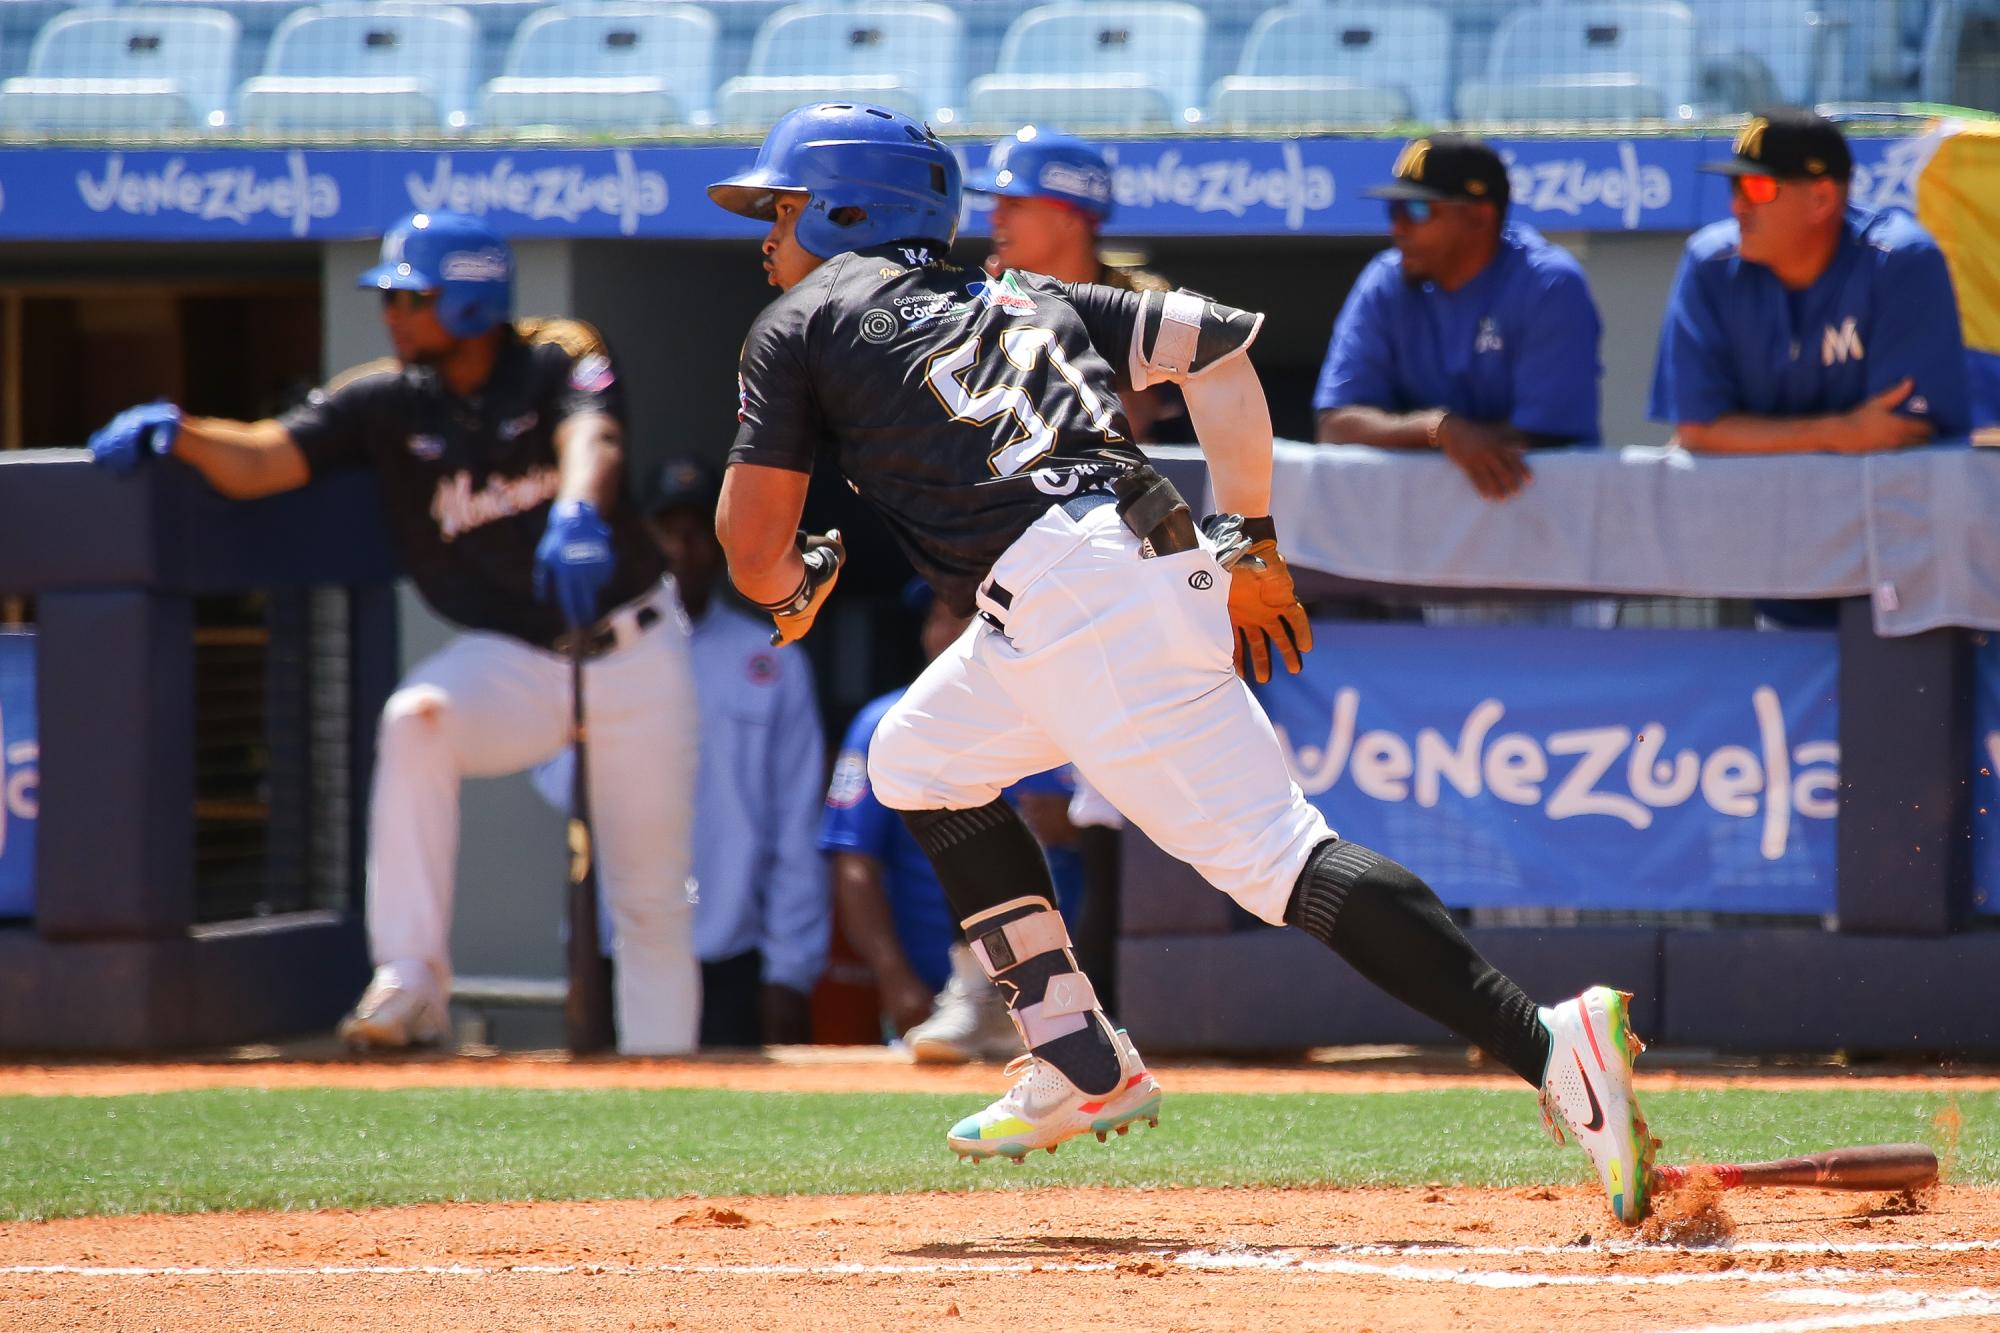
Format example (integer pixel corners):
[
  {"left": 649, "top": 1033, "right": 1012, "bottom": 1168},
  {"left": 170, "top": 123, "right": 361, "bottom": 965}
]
[{"left": 1642, "top": 1286, "right": 2000, "bottom": 1333}]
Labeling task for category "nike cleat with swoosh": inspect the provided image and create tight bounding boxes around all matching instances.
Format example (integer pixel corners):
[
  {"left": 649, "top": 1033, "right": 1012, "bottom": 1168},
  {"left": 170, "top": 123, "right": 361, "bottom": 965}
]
[{"left": 1538, "top": 986, "right": 1654, "bottom": 1225}]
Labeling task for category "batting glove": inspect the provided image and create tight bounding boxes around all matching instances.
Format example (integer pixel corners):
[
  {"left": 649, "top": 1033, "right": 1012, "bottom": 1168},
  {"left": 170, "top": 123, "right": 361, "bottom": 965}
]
[
  {"left": 88, "top": 402, "right": 182, "bottom": 475},
  {"left": 534, "top": 499, "right": 616, "bottom": 628},
  {"left": 755, "top": 529, "right": 844, "bottom": 647},
  {"left": 1201, "top": 513, "right": 1314, "bottom": 685}
]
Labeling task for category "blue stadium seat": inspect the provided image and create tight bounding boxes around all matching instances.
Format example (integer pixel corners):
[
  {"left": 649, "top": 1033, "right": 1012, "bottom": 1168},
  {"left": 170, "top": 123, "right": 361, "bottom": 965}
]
[
  {"left": 1679, "top": 0, "right": 1846, "bottom": 109},
  {"left": 1207, "top": 3, "right": 1450, "bottom": 128},
  {"left": 0, "top": 1, "right": 81, "bottom": 83},
  {"left": 715, "top": 1, "right": 962, "bottom": 126},
  {"left": 480, "top": 3, "right": 719, "bottom": 131},
  {"left": 133, "top": 0, "right": 314, "bottom": 104},
  {"left": 406, "top": 0, "right": 546, "bottom": 88},
  {"left": 966, "top": 1, "right": 1209, "bottom": 129},
  {"left": 236, "top": 2, "right": 479, "bottom": 134},
  {"left": 0, "top": 6, "right": 238, "bottom": 133},
  {"left": 1456, "top": 1, "right": 1698, "bottom": 122}
]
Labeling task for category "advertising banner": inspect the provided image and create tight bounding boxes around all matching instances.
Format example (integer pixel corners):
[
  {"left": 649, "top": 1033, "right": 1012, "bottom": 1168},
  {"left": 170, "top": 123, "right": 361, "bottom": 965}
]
[
  {"left": 1258, "top": 625, "right": 1840, "bottom": 914},
  {"left": 0, "top": 630, "right": 37, "bottom": 919}
]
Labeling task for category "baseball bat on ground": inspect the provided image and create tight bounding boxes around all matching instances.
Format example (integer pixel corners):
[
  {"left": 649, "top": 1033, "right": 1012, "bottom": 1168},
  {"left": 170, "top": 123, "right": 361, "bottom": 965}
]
[
  {"left": 1652, "top": 1144, "right": 1938, "bottom": 1194},
  {"left": 564, "top": 643, "right": 616, "bottom": 1054}
]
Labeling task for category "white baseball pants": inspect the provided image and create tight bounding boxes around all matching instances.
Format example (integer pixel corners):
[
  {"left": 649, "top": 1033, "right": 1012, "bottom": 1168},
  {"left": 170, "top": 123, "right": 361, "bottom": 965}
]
[
  {"left": 365, "top": 584, "right": 701, "bottom": 1054},
  {"left": 868, "top": 500, "right": 1332, "bottom": 925}
]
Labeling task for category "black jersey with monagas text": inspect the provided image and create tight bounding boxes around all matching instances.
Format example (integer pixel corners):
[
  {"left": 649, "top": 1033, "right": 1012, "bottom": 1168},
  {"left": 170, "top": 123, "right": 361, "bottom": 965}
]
[
  {"left": 282, "top": 318, "right": 665, "bottom": 647},
  {"left": 729, "top": 241, "right": 1154, "bottom": 616}
]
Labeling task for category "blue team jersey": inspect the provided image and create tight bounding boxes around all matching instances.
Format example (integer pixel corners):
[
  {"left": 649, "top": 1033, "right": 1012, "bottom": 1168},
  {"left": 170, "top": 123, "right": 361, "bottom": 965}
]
[
  {"left": 1648, "top": 206, "right": 1972, "bottom": 435},
  {"left": 818, "top": 690, "right": 1076, "bottom": 995},
  {"left": 1314, "top": 222, "right": 1603, "bottom": 442}
]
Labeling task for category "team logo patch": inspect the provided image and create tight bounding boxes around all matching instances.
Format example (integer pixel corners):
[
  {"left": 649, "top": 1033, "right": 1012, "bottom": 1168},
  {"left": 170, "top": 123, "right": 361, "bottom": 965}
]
[
  {"left": 968, "top": 275, "right": 1037, "bottom": 317},
  {"left": 826, "top": 750, "right": 869, "bottom": 808},
  {"left": 746, "top": 651, "right": 779, "bottom": 686},
  {"left": 878, "top": 265, "right": 906, "bottom": 279},
  {"left": 499, "top": 412, "right": 538, "bottom": 441},
  {"left": 1189, "top": 570, "right": 1214, "bottom": 590},
  {"left": 440, "top": 248, "right": 510, "bottom": 283},
  {"left": 1039, "top": 161, "right": 1112, "bottom": 207},
  {"left": 406, "top": 433, "right": 446, "bottom": 461},
  {"left": 858, "top": 309, "right": 900, "bottom": 344},
  {"left": 569, "top": 353, "right": 615, "bottom": 392}
]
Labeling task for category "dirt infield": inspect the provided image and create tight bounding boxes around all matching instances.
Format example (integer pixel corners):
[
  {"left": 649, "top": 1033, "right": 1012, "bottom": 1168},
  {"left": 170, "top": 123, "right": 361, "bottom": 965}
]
[{"left": 5, "top": 1052, "right": 1998, "bottom": 1332}]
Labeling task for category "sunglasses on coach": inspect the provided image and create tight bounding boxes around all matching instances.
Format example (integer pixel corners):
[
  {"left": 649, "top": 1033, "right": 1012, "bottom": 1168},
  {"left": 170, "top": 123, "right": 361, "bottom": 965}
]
[
  {"left": 1387, "top": 199, "right": 1438, "bottom": 225},
  {"left": 379, "top": 288, "right": 440, "bottom": 313},
  {"left": 1730, "top": 175, "right": 1782, "bottom": 206}
]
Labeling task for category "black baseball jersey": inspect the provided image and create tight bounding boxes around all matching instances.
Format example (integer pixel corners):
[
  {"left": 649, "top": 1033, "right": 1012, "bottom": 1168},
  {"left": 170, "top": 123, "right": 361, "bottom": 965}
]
[
  {"left": 730, "top": 242, "right": 1153, "bottom": 616},
  {"left": 281, "top": 318, "right": 665, "bottom": 648}
]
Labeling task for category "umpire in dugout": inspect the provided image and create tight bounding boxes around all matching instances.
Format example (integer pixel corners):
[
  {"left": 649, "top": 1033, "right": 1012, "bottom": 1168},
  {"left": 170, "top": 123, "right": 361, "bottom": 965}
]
[{"left": 87, "top": 210, "right": 702, "bottom": 1056}]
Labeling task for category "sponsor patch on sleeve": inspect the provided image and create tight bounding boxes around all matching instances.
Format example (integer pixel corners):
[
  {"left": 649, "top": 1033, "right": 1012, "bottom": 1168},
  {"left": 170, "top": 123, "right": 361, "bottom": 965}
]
[
  {"left": 825, "top": 750, "right": 870, "bottom": 809},
  {"left": 569, "top": 353, "right": 615, "bottom": 393}
]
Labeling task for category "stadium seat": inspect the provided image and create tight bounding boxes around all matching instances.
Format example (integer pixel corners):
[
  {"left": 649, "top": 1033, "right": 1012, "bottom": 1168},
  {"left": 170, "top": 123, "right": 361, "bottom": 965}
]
[
  {"left": 716, "top": 1, "right": 962, "bottom": 127},
  {"left": 406, "top": 0, "right": 546, "bottom": 88},
  {"left": 0, "top": 6, "right": 238, "bottom": 133},
  {"left": 0, "top": 1, "right": 86, "bottom": 82},
  {"left": 1678, "top": 0, "right": 1846, "bottom": 109},
  {"left": 1921, "top": 0, "right": 2000, "bottom": 112},
  {"left": 966, "top": 1, "right": 1208, "bottom": 129},
  {"left": 1456, "top": 1, "right": 1698, "bottom": 123},
  {"left": 480, "top": 3, "right": 718, "bottom": 131},
  {"left": 131, "top": 0, "right": 313, "bottom": 103},
  {"left": 1206, "top": 3, "right": 1450, "bottom": 129},
  {"left": 236, "top": 2, "right": 479, "bottom": 135}
]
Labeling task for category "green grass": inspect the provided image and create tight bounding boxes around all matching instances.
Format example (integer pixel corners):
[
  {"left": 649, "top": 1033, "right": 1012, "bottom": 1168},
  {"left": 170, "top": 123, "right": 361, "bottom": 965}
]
[{"left": 0, "top": 1087, "right": 1991, "bottom": 1221}]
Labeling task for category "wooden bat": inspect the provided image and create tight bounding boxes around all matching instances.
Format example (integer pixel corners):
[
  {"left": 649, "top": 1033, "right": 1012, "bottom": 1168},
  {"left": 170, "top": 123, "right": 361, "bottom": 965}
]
[
  {"left": 1652, "top": 1144, "right": 1938, "bottom": 1194},
  {"left": 565, "top": 644, "right": 616, "bottom": 1055}
]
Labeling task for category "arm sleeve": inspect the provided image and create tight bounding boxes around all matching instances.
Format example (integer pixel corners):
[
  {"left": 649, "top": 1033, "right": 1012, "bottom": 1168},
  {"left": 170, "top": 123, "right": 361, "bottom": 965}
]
[
  {"left": 278, "top": 364, "right": 389, "bottom": 478},
  {"left": 1508, "top": 265, "right": 1604, "bottom": 442},
  {"left": 1647, "top": 251, "right": 1740, "bottom": 425},
  {"left": 1060, "top": 280, "right": 1149, "bottom": 377},
  {"left": 1313, "top": 261, "right": 1400, "bottom": 412},
  {"left": 1869, "top": 243, "right": 1974, "bottom": 437},
  {"left": 727, "top": 298, "right": 823, "bottom": 474},
  {"left": 756, "top": 650, "right": 832, "bottom": 995}
]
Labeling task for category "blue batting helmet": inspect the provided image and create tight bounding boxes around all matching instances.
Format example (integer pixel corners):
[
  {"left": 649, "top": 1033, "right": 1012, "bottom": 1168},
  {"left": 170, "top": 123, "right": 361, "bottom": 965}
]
[
  {"left": 357, "top": 211, "right": 513, "bottom": 338},
  {"left": 707, "top": 102, "right": 961, "bottom": 258},
  {"left": 966, "top": 126, "right": 1115, "bottom": 223}
]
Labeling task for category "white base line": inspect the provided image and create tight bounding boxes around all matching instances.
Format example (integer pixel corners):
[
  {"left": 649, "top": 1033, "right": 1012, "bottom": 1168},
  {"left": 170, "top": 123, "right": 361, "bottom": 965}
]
[{"left": 1653, "top": 1287, "right": 2000, "bottom": 1333}]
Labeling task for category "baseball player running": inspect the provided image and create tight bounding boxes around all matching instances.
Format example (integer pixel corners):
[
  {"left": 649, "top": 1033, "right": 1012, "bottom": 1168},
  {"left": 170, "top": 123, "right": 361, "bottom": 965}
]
[
  {"left": 709, "top": 102, "right": 1654, "bottom": 1223},
  {"left": 87, "top": 210, "right": 700, "bottom": 1056}
]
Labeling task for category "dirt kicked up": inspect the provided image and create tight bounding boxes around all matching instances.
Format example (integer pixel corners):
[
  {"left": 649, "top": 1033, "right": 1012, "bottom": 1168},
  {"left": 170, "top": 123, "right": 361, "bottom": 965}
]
[{"left": 3, "top": 1052, "right": 1996, "bottom": 1333}]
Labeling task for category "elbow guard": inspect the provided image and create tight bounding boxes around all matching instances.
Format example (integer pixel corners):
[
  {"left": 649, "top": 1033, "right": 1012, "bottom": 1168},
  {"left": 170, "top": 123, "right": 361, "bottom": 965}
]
[{"left": 1127, "top": 289, "right": 1265, "bottom": 390}]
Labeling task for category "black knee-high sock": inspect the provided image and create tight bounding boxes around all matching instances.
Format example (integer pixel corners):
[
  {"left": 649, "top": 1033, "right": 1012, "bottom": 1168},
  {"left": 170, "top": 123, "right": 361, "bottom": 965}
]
[
  {"left": 902, "top": 802, "right": 1123, "bottom": 1095},
  {"left": 1284, "top": 839, "right": 1551, "bottom": 1085}
]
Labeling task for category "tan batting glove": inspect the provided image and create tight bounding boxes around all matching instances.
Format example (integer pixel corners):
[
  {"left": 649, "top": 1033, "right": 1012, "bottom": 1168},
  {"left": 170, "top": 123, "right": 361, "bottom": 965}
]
[
  {"left": 758, "top": 529, "right": 845, "bottom": 647},
  {"left": 1201, "top": 515, "right": 1313, "bottom": 685}
]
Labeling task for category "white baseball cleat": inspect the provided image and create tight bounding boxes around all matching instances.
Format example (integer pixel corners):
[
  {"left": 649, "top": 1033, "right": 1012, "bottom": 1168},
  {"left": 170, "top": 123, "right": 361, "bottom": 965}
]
[
  {"left": 1538, "top": 985, "right": 1654, "bottom": 1225},
  {"left": 948, "top": 1029, "right": 1161, "bottom": 1164},
  {"left": 338, "top": 960, "right": 451, "bottom": 1051},
  {"left": 907, "top": 944, "right": 1024, "bottom": 1065}
]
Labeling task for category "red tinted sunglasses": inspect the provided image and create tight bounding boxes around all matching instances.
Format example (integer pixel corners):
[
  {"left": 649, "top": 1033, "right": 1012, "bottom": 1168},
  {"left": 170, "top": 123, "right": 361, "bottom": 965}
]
[{"left": 1732, "top": 174, "right": 1781, "bottom": 205}]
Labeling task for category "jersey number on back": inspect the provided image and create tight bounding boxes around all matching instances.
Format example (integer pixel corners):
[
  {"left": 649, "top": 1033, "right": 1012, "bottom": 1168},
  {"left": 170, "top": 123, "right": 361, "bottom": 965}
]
[{"left": 923, "top": 327, "right": 1122, "bottom": 477}]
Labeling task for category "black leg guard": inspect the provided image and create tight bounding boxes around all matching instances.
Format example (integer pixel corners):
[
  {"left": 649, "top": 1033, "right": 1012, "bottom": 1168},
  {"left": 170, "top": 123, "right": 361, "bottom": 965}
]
[
  {"left": 901, "top": 801, "right": 1058, "bottom": 921},
  {"left": 901, "top": 802, "right": 1124, "bottom": 1096},
  {"left": 1285, "top": 839, "right": 1552, "bottom": 1086}
]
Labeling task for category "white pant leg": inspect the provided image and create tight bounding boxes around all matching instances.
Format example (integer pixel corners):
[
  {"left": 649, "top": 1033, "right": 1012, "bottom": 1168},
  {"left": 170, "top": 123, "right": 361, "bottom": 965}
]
[
  {"left": 867, "top": 617, "right": 1068, "bottom": 812},
  {"left": 877, "top": 503, "right": 1332, "bottom": 925},
  {"left": 366, "top": 631, "right": 572, "bottom": 981},
  {"left": 581, "top": 613, "right": 700, "bottom": 1055}
]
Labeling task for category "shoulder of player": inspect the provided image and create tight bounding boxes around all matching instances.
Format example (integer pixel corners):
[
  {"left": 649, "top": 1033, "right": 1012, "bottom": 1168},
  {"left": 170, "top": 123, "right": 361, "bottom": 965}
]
[
  {"left": 320, "top": 356, "right": 404, "bottom": 398},
  {"left": 1504, "top": 224, "right": 1588, "bottom": 283},
  {"left": 745, "top": 260, "right": 848, "bottom": 347},
  {"left": 514, "top": 316, "right": 611, "bottom": 363},
  {"left": 1094, "top": 264, "right": 1173, "bottom": 295},
  {"left": 1683, "top": 218, "right": 1745, "bottom": 269},
  {"left": 1855, "top": 207, "right": 1946, "bottom": 269},
  {"left": 845, "top": 687, "right": 907, "bottom": 749}
]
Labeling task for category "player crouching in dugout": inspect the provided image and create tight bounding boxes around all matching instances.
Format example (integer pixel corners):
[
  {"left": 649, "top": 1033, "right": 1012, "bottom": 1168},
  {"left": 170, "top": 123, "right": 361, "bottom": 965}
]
[
  {"left": 707, "top": 101, "right": 1660, "bottom": 1223},
  {"left": 87, "top": 211, "right": 701, "bottom": 1056}
]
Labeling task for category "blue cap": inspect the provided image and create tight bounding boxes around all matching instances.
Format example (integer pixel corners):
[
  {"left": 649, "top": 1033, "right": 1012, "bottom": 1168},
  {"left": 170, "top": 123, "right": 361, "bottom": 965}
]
[
  {"left": 357, "top": 210, "right": 513, "bottom": 338},
  {"left": 966, "top": 126, "right": 1114, "bottom": 223}
]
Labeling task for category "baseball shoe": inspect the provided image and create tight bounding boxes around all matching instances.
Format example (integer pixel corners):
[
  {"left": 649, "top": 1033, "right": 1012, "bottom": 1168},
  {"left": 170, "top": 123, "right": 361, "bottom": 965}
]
[
  {"left": 338, "top": 960, "right": 450, "bottom": 1051},
  {"left": 1538, "top": 985, "right": 1654, "bottom": 1225},
  {"left": 906, "top": 945, "right": 1024, "bottom": 1065},
  {"left": 948, "top": 1028, "right": 1161, "bottom": 1164}
]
